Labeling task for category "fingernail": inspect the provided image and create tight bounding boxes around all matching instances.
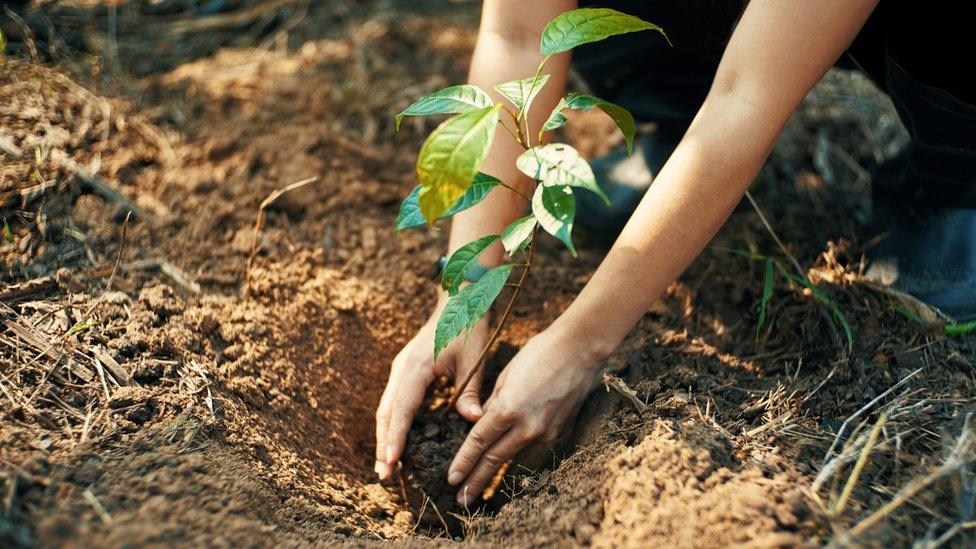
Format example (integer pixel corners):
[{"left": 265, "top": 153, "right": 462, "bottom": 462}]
[
  {"left": 448, "top": 470, "right": 463, "bottom": 485},
  {"left": 468, "top": 403, "right": 483, "bottom": 418},
  {"left": 377, "top": 461, "right": 391, "bottom": 480},
  {"left": 374, "top": 461, "right": 382, "bottom": 475},
  {"left": 385, "top": 445, "right": 395, "bottom": 464}
]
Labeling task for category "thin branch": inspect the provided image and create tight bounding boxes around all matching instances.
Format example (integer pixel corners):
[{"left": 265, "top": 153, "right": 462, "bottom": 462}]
[
  {"left": 745, "top": 190, "right": 804, "bottom": 277},
  {"left": 498, "top": 181, "right": 531, "bottom": 201},
  {"left": 244, "top": 176, "right": 318, "bottom": 294},
  {"left": 446, "top": 232, "right": 537, "bottom": 412}
]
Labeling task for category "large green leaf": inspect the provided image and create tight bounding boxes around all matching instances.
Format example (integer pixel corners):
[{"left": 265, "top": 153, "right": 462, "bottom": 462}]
[
  {"left": 494, "top": 74, "right": 551, "bottom": 113},
  {"left": 540, "top": 8, "right": 666, "bottom": 55},
  {"left": 434, "top": 284, "right": 474, "bottom": 359},
  {"left": 395, "top": 85, "right": 493, "bottom": 131},
  {"left": 501, "top": 215, "right": 536, "bottom": 254},
  {"left": 465, "top": 264, "right": 516, "bottom": 329},
  {"left": 532, "top": 184, "right": 576, "bottom": 255},
  {"left": 417, "top": 104, "right": 503, "bottom": 221},
  {"left": 433, "top": 264, "right": 516, "bottom": 358},
  {"left": 541, "top": 93, "right": 636, "bottom": 153},
  {"left": 396, "top": 172, "right": 502, "bottom": 231},
  {"left": 441, "top": 235, "right": 500, "bottom": 295},
  {"left": 517, "top": 144, "right": 609, "bottom": 204}
]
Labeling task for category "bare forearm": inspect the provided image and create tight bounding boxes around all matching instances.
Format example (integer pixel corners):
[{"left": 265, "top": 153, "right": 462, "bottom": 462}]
[
  {"left": 556, "top": 0, "right": 879, "bottom": 356},
  {"left": 557, "top": 93, "right": 775, "bottom": 352}
]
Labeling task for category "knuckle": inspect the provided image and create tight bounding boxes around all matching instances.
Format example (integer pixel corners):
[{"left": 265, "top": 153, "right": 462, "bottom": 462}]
[
  {"left": 482, "top": 453, "right": 505, "bottom": 467},
  {"left": 468, "top": 431, "right": 488, "bottom": 449}
]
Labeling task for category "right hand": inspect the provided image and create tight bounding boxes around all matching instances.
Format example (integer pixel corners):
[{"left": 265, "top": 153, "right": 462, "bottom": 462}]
[{"left": 374, "top": 297, "right": 490, "bottom": 481}]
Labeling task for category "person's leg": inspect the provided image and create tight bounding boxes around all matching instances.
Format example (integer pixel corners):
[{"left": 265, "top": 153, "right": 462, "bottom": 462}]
[
  {"left": 851, "top": 5, "right": 976, "bottom": 321},
  {"left": 572, "top": 1, "right": 743, "bottom": 236}
]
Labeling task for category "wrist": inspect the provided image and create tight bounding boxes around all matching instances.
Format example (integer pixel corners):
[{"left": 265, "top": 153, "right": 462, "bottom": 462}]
[{"left": 548, "top": 313, "right": 619, "bottom": 372}]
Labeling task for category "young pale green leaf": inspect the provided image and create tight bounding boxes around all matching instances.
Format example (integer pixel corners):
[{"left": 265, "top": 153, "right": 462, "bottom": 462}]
[
  {"left": 540, "top": 8, "right": 666, "bottom": 55},
  {"left": 756, "top": 258, "right": 774, "bottom": 338},
  {"left": 532, "top": 184, "right": 577, "bottom": 255},
  {"left": 417, "top": 104, "right": 503, "bottom": 221},
  {"left": 494, "top": 74, "right": 551, "bottom": 113},
  {"left": 396, "top": 173, "right": 502, "bottom": 231},
  {"left": 541, "top": 93, "right": 636, "bottom": 153},
  {"left": 501, "top": 215, "right": 537, "bottom": 254},
  {"left": 434, "top": 284, "right": 474, "bottom": 359},
  {"left": 395, "top": 85, "right": 493, "bottom": 131},
  {"left": 442, "top": 235, "right": 500, "bottom": 295},
  {"left": 465, "top": 264, "right": 516, "bottom": 330},
  {"left": 517, "top": 144, "right": 609, "bottom": 205}
]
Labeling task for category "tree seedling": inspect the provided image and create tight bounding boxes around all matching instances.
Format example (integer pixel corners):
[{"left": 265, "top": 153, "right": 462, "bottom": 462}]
[{"left": 394, "top": 9, "right": 666, "bottom": 407}]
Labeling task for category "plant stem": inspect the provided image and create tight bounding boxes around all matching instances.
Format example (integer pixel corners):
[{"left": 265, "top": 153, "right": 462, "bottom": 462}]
[
  {"left": 517, "top": 55, "right": 551, "bottom": 149},
  {"left": 446, "top": 232, "right": 537, "bottom": 412},
  {"left": 499, "top": 120, "right": 523, "bottom": 147},
  {"left": 498, "top": 181, "right": 531, "bottom": 201}
]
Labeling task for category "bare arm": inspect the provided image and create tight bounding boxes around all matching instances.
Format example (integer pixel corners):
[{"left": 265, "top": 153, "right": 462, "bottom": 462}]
[
  {"left": 447, "top": 0, "right": 880, "bottom": 505},
  {"left": 556, "top": 0, "right": 880, "bottom": 352}
]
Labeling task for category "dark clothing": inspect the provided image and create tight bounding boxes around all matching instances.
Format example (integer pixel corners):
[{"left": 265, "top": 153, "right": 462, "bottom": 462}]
[{"left": 572, "top": 1, "right": 976, "bottom": 207}]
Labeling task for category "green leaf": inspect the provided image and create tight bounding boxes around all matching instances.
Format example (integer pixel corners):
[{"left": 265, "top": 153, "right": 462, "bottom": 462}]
[
  {"left": 442, "top": 172, "right": 502, "bottom": 219},
  {"left": 756, "top": 258, "right": 774, "bottom": 338},
  {"left": 532, "top": 184, "right": 576, "bottom": 255},
  {"left": 434, "top": 284, "right": 474, "bottom": 359},
  {"left": 541, "top": 93, "right": 636, "bottom": 153},
  {"left": 395, "top": 85, "right": 493, "bottom": 131},
  {"left": 394, "top": 186, "right": 425, "bottom": 230},
  {"left": 441, "top": 235, "right": 500, "bottom": 295},
  {"left": 396, "top": 172, "right": 502, "bottom": 231},
  {"left": 517, "top": 144, "right": 609, "bottom": 204},
  {"left": 417, "top": 105, "right": 503, "bottom": 221},
  {"left": 540, "top": 8, "right": 666, "bottom": 55},
  {"left": 465, "top": 264, "right": 516, "bottom": 329},
  {"left": 501, "top": 215, "right": 536, "bottom": 254},
  {"left": 494, "top": 74, "right": 551, "bottom": 113},
  {"left": 946, "top": 320, "right": 976, "bottom": 337}
]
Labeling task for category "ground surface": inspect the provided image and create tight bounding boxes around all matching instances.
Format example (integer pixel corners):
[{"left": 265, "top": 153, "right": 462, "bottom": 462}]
[{"left": 2, "top": 1, "right": 975, "bottom": 547}]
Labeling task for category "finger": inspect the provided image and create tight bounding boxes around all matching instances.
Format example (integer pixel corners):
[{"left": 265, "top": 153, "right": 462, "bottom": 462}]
[
  {"left": 384, "top": 368, "right": 435, "bottom": 466},
  {"left": 454, "top": 347, "right": 484, "bottom": 421},
  {"left": 455, "top": 429, "right": 528, "bottom": 506},
  {"left": 447, "top": 410, "right": 511, "bottom": 487},
  {"left": 374, "top": 363, "right": 407, "bottom": 480}
]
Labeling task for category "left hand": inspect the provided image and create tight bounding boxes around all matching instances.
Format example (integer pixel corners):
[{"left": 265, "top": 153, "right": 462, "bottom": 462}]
[{"left": 446, "top": 324, "right": 608, "bottom": 506}]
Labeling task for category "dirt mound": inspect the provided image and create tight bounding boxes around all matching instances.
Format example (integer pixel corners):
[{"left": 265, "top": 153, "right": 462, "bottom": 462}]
[{"left": 2, "top": 2, "right": 975, "bottom": 547}]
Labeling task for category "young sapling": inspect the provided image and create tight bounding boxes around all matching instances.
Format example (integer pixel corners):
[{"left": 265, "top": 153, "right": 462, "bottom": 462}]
[{"left": 394, "top": 8, "right": 667, "bottom": 409}]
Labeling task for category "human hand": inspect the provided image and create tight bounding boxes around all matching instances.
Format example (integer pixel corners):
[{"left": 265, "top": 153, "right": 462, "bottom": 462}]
[
  {"left": 374, "top": 297, "right": 490, "bottom": 481},
  {"left": 446, "top": 324, "right": 607, "bottom": 506}
]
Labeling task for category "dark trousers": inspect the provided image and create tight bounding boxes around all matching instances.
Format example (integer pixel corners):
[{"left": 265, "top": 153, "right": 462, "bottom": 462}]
[{"left": 573, "top": 1, "right": 976, "bottom": 207}]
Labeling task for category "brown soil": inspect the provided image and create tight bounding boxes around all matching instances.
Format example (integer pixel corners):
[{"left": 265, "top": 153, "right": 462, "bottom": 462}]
[{"left": 2, "top": 2, "right": 975, "bottom": 547}]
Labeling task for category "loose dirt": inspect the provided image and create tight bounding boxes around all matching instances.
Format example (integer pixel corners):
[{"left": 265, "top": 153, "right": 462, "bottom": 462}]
[{"left": 2, "top": 2, "right": 974, "bottom": 547}]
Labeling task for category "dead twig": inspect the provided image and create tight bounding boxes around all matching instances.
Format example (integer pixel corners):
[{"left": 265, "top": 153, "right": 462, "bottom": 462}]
[
  {"left": 243, "top": 176, "right": 318, "bottom": 294},
  {"left": 54, "top": 151, "right": 160, "bottom": 225},
  {"left": 602, "top": 372, "right": 646, "bottom": 414},
  {"left": 744, "top": 190, "right": 805, "bottom": 277}
]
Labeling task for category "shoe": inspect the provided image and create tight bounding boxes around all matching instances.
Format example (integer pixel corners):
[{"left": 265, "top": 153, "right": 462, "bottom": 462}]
[
  {"left": 865, "top": 151, "right": 976, "bottom": 322},
  {"left": 575, "top": 123, "right": 684, "bottom": 241}
]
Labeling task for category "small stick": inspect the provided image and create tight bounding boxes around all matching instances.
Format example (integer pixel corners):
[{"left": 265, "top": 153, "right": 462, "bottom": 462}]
[
  {"left": 82, "top": 489, "right": 113, "bottom": 524},
  {"left": 832, "top": 412, "right": 886, "bottom": 515},
  {"left": 446, "top": 233, "right": 537, "bottom": 412},
  {"left": 602, "top": 372, "right": 646, "bottom": 414},
  {"left": 821, "top": 367, "right": 921, "bottom": 463},
  {"left": 243, "top": 176, "right": 318, "bottom": 294},
  {"left": 745, "top": 190, "right": 804, "bottom": 278}
]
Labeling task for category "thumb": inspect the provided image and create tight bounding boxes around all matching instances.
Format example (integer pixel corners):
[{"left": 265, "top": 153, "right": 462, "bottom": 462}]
[{"left": 454, "top": 358, "right": 484, "bottom": 422}]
